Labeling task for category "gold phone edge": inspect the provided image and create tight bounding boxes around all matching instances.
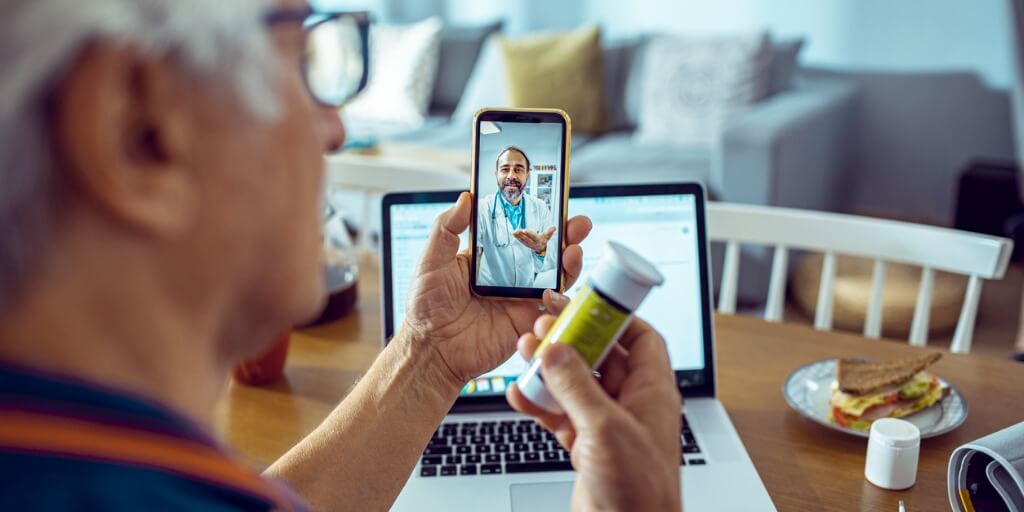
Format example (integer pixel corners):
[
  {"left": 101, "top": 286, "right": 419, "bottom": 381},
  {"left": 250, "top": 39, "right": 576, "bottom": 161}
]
[{"left": 468, "top": 107, "right": 572, "bottom": 300}]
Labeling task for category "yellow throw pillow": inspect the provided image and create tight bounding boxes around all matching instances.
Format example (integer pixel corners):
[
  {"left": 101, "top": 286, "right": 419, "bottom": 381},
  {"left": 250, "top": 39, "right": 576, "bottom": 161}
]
[{"left": 497, "top": 26, "right": 609, "bottom": 134}]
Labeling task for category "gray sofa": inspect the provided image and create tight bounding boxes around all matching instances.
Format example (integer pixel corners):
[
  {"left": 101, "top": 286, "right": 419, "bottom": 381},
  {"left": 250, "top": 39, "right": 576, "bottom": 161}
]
[
  {"left": 345, "top": 32, "right": 859, "bottom": 213},
  {"left": 342, "top": 30, "right": 859, "bottom": 305}
]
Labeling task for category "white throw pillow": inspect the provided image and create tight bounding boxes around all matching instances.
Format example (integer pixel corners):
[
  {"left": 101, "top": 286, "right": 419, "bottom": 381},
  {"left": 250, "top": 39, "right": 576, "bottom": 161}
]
[
  {"left": 634, "top": 32, "right": 772, "bottom": 149},
  {"left": 343, "top": 17, "right": 443, "bottom": 129}
]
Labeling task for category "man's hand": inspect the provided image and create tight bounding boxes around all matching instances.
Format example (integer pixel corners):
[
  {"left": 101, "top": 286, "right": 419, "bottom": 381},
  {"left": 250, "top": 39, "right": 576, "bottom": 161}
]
[
  {"left": 507, "top": 293, "right": 683, "bottom": 511},
  {"left": 513, "top": 226, "right": 556, "bottom": 255},
  {"left": 401, "top": 192, "right": 592, "bottom": 388}
]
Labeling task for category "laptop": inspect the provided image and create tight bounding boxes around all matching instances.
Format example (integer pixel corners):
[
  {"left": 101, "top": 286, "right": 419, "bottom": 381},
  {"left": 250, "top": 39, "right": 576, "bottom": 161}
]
[{"left": 381, "top": 183, "right": 775, "bottom": 511}]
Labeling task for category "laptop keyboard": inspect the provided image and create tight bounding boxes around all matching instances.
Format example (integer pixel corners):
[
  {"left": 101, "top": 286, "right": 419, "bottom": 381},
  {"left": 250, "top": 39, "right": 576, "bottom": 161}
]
[{"left": 418, "top": 414, "right": 703, "bottom": 477}]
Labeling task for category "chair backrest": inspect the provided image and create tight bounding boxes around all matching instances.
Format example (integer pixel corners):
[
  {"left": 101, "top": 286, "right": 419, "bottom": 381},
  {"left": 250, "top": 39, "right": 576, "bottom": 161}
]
[{"left": 707, "top": 202, "right": 1013, "bottom": 353}]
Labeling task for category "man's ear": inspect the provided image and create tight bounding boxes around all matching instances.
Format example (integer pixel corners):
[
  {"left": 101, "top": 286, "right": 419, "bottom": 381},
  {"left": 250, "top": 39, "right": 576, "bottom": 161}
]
[{"left": 54, "top": 42, "right": 197, "bottom": 237}]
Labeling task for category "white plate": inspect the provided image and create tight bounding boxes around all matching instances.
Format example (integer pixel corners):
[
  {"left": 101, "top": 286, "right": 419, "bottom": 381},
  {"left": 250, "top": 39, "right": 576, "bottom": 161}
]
[{"left": 782, "top": 358, "right": 968, "bottom": 438}]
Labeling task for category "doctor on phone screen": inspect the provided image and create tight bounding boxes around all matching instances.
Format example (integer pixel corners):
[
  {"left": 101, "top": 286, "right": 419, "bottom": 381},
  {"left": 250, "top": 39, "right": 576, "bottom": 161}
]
[{"left": 476, "top": 146, "right": 557, "bottom": 288}]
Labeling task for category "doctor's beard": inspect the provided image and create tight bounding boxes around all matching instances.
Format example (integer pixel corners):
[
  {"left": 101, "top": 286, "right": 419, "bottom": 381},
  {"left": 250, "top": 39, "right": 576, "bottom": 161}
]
[{"left": 500, "top": 178, "right": 524, "bottom": 203}]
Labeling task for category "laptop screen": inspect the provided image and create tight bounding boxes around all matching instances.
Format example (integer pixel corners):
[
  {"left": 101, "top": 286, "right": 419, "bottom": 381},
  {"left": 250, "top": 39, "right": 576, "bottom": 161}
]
[{"left": 383, "top": 186, "right": 711, "bottom": 398}]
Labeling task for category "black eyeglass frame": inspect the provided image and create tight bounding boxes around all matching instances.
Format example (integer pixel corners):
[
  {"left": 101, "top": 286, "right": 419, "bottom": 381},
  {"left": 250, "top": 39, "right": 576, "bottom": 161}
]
[{"left": 264, "top": 9, "right": 371, "bottom": 107}]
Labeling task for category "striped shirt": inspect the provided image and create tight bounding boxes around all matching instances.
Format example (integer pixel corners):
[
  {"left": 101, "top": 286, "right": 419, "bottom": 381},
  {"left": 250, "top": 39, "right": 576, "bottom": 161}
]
[{"left": 0, "top": 362, "right": 307, "bottom": 511}]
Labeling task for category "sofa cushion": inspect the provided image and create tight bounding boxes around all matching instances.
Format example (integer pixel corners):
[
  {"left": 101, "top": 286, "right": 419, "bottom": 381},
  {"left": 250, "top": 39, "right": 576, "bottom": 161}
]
[
  {"left": 430, "top": 21, "right": 503, "bottom": 115},
  {"left": 344, "top": 17, "right": 443, "bottom": 129},
  {"left": 602, "top": 37, "right": 646, "bottom": 132},
  {"left": 634, "top": 32, "right": 772, "bottom": 149},
  {"left": 452, "top": 36, "right": 507, "bottom": 123},
  {"left": 455, "top": 34, "right": 643, "bottom": 131},
  {"left": 497, "top": 26, "right": 609, "bottom": 134},
  {"left": 768, "top": 38, "right": 805, "bottom": 96},
  {"left": 606, "top": 36, "right": 805, "bottom": 130},
  {"left": 569, "top": 131, "right": 713, "bottom": 186}
]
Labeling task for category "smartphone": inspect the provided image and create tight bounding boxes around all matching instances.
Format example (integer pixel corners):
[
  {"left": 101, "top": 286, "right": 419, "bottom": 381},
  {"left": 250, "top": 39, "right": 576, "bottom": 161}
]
[{"left": 470, "top": 108, "right": 571, "bottom": 299}]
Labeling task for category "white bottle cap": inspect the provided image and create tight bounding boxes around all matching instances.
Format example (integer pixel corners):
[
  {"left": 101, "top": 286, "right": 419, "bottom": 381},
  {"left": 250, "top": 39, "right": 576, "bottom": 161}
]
[
  {"left": 590, "top": 241, "right": 665, "bottom": 310},
  {"left": 870, "top": 418, "right": 921, "bottom": 448}
]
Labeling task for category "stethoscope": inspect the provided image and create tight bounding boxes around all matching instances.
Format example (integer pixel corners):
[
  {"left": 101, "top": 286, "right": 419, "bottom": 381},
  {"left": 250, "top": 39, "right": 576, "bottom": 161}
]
[{"left": 490, "top": 195, "right": 525, "bottom": 248}]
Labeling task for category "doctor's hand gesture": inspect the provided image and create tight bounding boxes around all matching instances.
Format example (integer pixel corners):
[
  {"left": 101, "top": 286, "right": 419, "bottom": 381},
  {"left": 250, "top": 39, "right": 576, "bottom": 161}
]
[
  {"left": 513, "top": 226, "right": 556, "bottom": 254},
  {"left": 400, "top": 192, "right": 592, "bottom": 389}
]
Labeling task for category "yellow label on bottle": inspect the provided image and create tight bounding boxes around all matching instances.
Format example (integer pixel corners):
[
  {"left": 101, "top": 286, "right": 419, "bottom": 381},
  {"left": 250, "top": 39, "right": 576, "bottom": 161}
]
[{"left": 535, "top": 284, "right": 631, "bottom": 366}]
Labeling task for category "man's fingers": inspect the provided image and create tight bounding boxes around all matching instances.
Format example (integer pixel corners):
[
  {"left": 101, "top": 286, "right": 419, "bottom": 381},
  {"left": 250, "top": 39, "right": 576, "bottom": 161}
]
[
  {"left": 564, "top": 215, "right": 592, "bottom": 246},
  {"left": 418, "top": 192, "right": 471, "bottom": 273},
  {"left": 533, "top": 314, "right": 557, "bottom": 341},
  {"left": 625, "top": 329, "right": 674, "bottom": 378},
  {"left": 541, "top": 226, "right": 556, "bottom": 240},
  {"left": 615, "top": 316, "right": 658, "bottom": 352},
  {"left": 596, "top": 348, "right": 629, "bottom": 397},
  {"left": 541, "top": 343, "right": 616, "bottom": 427},
  {"left": 439, "top": 191, "right": 470, "bottom": 236},
  {"left": 542, "top": 289, "right": 570, "bottom": 315},
  {"left": 561, "top": 244, "right": 583, "bottom": 288},
  {"left": 517, "top": 332, "right": 541, "bottom": 361},
  {"left": 619, "top": 330, "right": 683, "bottom": 448},
  {"left": 560, "top": 216, "right": 590, "bottom": 288}
]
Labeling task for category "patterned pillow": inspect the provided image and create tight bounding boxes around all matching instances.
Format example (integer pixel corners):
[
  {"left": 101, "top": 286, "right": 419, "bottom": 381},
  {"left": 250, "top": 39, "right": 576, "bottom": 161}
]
[
  {"left": 634, "top": 32, "right": 772, "bottom": 149},
  {"left": 343, "top": 17, "right": 443, "bottom": 129}
]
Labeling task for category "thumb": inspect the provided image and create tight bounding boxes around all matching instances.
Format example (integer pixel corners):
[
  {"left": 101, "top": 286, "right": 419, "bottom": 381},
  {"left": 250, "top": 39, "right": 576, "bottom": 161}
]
[
  {"left": 542, "top": 226, "right": 556, "bottom": 239},
  {"left": 541, "top": 343, "right": 615, "bottom": 425},
  {"left": 443, "top": 191, "right": 472, "bottom": 235},
  {"left": 419, "top": 192, "right": 470, "bottom": 272}
]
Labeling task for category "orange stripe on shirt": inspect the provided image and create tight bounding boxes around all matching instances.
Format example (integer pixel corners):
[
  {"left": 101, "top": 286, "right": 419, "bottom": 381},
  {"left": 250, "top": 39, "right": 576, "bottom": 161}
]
[{"left": 0, "top": 411, "right": 292, "bottom": 511}]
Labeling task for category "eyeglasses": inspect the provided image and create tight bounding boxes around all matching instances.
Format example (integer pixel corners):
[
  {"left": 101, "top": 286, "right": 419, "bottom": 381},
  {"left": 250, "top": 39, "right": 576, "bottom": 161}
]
[{"left": 264, "top": 9, "right": 370, "bottom": 108}]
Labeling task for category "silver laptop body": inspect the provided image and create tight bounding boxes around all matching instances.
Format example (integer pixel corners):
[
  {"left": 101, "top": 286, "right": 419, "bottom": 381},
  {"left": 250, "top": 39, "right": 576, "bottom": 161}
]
[{"left": 381, "top": 184, "right": 775, "bottom": 511}]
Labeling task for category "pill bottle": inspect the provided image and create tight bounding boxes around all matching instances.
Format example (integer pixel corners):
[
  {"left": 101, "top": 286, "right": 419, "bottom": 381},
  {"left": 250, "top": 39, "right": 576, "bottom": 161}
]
[
  {"left": 864, "top": 418, "right": 920, "bottom": 490},
  {"left": 517, "top": 241, "right": 664, "bottom": 413}
]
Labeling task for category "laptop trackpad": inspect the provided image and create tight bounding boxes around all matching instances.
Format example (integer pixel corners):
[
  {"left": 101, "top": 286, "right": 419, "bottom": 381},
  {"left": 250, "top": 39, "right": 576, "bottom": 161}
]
[{"left": 510, "top": 482, "right": 573, "bottom": 511}]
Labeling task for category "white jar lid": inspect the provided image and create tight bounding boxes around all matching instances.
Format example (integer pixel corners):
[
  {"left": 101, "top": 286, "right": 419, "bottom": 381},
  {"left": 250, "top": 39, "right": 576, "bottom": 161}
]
[
  {"left": 590, "top": 241, "right": 665, "bottom": 310},
  {"left": 869, "top": 418, "right": 921, "bottom": 448}
]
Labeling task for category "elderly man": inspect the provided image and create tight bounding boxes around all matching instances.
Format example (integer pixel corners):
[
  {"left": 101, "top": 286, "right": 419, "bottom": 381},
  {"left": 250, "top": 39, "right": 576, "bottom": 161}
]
[
  {"left": 0, "top": 1, "right": 682, "bottom": 511},
  {"left": 476, "top": 146, "right": 559, "bottom": 288}
]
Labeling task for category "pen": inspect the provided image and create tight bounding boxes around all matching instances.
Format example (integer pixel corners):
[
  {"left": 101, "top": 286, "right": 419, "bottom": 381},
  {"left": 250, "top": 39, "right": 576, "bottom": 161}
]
[{"left": 898, "top": 499, "right": 906, "bottom": 512}]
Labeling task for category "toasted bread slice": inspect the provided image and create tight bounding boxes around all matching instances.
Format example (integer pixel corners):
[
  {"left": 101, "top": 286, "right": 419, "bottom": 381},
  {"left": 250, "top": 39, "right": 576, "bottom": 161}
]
[{"left": 837, "top": 353, "right": 941, "bottom": 395}]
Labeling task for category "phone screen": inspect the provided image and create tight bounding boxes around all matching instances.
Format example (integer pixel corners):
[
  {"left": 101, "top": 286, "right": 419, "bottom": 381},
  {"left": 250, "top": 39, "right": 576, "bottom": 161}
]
[{"left": 470, "top": 110, "right": 569, "bottom": 299}]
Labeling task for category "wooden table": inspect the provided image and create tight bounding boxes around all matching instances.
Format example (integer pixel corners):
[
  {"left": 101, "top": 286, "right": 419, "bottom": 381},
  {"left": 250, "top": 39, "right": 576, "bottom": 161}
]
[{"left": 215, "top": 254, "right": 1024, "bottom": 511}]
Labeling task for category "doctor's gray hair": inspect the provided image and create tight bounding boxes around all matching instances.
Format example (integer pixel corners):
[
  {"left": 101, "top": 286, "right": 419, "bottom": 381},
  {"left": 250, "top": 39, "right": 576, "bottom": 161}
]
[
  {"left": 495, "top": 146, "right": 531, "bottom": 173},
  {"left": 0, "top": 0, "right": 280, "bottom": 310}
]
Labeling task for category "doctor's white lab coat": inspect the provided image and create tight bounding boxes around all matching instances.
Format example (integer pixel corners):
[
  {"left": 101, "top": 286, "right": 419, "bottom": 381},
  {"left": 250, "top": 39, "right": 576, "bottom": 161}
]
[{"left": 476, "top": 193, "right": 558, "bottom": 288}]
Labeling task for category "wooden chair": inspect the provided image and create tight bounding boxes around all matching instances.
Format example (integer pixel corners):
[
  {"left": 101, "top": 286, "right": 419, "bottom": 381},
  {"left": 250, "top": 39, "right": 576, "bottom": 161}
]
[{"left": 707, "top": 203, "right": 1013, "bottom": 353}]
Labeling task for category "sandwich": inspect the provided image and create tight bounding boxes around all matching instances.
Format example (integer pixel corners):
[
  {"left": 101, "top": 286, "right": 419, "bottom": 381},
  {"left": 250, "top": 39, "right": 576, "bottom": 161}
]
[{"left": 829, "top": 353, "right": 944, "bottom": 431}]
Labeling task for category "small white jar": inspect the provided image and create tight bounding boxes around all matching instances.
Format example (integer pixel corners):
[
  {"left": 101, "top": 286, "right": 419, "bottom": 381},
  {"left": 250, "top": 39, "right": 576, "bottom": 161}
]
[{"left": 864, "top": 418, "right": 921, "bottom": 490}]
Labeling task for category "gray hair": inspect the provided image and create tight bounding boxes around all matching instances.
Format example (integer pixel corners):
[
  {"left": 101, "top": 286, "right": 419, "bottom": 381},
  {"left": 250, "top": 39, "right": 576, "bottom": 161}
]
[{"left": 0, "top": 0, "right": 282, "bottom": 310}]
